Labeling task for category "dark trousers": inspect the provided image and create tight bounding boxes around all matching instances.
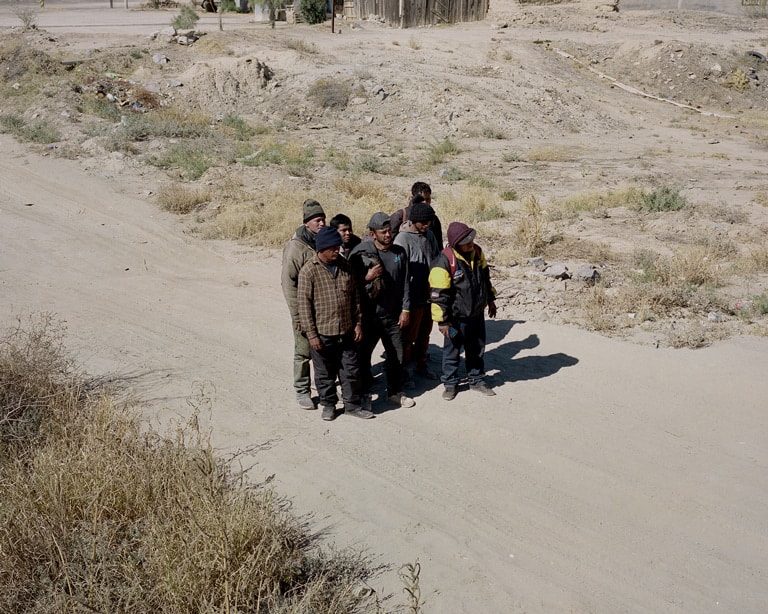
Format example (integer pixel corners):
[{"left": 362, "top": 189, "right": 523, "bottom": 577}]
[
  {"left": 402, "top": 305, "right": 432, "bottom": 371},
  {"left": 310, "top": 333, "right": 362, "bottom": 410},
  {"left": 359, "top": 314, "right": 404, "bottom": 396},
  {"left": 441, "top": 316, "right": 487, "bottom": 388}
]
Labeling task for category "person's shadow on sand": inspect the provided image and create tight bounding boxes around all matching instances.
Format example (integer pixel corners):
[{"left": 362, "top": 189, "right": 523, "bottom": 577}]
[{"left": 485, "top": 319, "right": 579, "bottom": 385}]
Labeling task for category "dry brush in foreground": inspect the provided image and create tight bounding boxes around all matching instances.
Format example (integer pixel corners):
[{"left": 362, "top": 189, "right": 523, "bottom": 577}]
[{"left": 0, "top": 316, "right": 393, "bottom": 614}]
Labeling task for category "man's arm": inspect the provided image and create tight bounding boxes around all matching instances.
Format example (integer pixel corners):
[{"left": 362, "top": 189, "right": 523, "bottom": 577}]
[
  {"left": 479, "top": 248, "right": 497, "bottom": 318},
  {"left": 297, "top": 264, "right": 318, "bottom": 342},
  {"left": 281, "top": 240, "right": 302, "bottom": 322}
]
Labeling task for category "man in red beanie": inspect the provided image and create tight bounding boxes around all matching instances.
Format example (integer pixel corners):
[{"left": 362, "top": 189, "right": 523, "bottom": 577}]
[{"left": 428, "top": 222, "right": 497, "bottom": 401}]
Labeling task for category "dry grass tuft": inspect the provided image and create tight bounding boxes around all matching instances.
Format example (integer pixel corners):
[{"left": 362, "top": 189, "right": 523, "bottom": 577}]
[
  {"left": 513, "top": 195, "right": 548, "bottom": 256},
  {"left": 156, "top": 183, "right": 213, "bottom": 214},
  {"left": 201, "top": 186, "right": 326, "bottom": 246},
  {"left": 436, "top": 186, "right": 505, "bottom": 225},
  {"left": 334, "top": 176, "right": 388, "bottom": 202},
  {"left": 307, "top": 78, "right": 351, "bottom": 109},
  {"left": 0, "top": 317, "right": 387, "bottom": 613},
  {"left": 526, "top": 145, "right": 579, "bottom": 162}
]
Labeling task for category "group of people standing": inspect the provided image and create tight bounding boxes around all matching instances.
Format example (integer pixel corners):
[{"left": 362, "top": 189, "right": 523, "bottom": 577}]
[{"left": 281, "top": 182, "right": 497, "bottom": 421}]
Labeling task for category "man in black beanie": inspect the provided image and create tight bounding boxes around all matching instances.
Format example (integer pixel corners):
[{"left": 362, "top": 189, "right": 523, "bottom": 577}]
[
  {"left": 394, "top": 201, "right": 441, "bottom": 388},
  {"left": 281, "top": 198, "right": 326, "bottom": 410},
  {"left": 297, "top": 227, "right": 372, "bottom": 421}
]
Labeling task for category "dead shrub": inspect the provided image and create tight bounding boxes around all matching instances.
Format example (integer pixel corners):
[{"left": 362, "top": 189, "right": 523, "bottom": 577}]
[
  {"left": 156, "top": 183, "right": 213, "bottom": 214},
  {"left": 307, "top": 78, "right": 351, "bottom": 109},
  {"left": 513, "top": 195, "right": 548, "bottom": 256},
  {"left": 334, "top": 177, "right": 386, "bottom": 200},
  {"left": 0, "top": 317, "right": 387, "bottom": 613},
  {"left": 438, "top": 185, "right": 505, "bottom": 224},
  {"left": 581, "top": 285, "right": 618, "bottom": 332},
  {"left": 526, "top": 145, "right": 578, "bottom": 162}
]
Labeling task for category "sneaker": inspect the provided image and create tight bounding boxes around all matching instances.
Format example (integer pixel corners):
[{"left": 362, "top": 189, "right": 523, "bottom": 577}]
[
  {"left": 361, "top": 393, "right": 373, "bottom": 412},
  {"left": 345, "top": 408, "right": 375, "bottom": 419},
  {"left": 470, "top": 383, "right": 496, "bottom": 396},
  {"left": 415, "top": 366, "right": 438, "bottom": 380},
  {"left": 442, "top": 386, "right": 457, "bottom": 401},
  {"left": 388, "top": 393, "right": 415, "bottom": 408},
  {"left": 321, "top": 405, "right": 336, "bottom": 421},
  {"left": 297, "top": 394, "right": 315, "bottom": 410}
]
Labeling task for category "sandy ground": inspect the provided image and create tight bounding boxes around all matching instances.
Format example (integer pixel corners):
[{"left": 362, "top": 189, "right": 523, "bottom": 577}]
[{"left": 2, "top": 2, "right": 768, "bottom": 612}]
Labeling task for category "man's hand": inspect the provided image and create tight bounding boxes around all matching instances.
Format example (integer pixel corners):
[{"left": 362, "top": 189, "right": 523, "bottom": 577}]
[
  {"left": 353, "top": 323, "right": 363, "bottom": 343},
  {"left": 438, "top": 323, "right": 451, "bottom": 338},
  {"left": 365, "top": 263, "right": 383, "bottom": 282},
  {"left": 398, "top": 310, "right": 410, "bottom": 329},
  {"left": 488, "top": 301, "right": 497, "bottom": 319},
  {"left": 309, "top": 336, "right": 323, "bottom": 351}
]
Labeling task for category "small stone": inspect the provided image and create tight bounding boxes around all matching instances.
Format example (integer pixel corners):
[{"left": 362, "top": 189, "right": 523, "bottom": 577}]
[
  {"left": 364, "top": 116, "right": 374, "bottom": 124},
  {"left": 152, "top": 54, "right": 170, "bottom": 65},
  {"left": 527, "top": 256, "right": 545, "bottom": 268},
  {"left": 573, "top": 265, "right": 600, "bottom": 282},
  {"left": 351, "top": 97, "right": 367, "bottom": 105},
  {"left": 543, "top": 263, "right": 570, "bottom": 279}
]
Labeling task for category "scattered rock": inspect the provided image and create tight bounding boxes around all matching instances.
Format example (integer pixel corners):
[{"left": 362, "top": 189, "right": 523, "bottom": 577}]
[
  {"left": 527, "top": 256, "right": 545, "bottom": 268},
  {"left": 573, "top": 265, "right": 600, "bottom": 282},
  {"left": 152, "top": 54, "right": 170, "bottom": 65},
  {"left": 543, "top": 263, "right": 570, "bottom": 279}
]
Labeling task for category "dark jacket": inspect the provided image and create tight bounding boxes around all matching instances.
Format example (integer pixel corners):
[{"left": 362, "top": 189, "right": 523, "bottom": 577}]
[
  {"left": 428, "top": 246, "right": 496, "bottom": 323},
  {"left": 350, "top": 240, "right": 410, "bottom": 319},
  {"left": 281, "top": 225, "right": 316, "bottom": 322},
  {"left": 340, "top": 234, "right": 362, "bottom": 260}
]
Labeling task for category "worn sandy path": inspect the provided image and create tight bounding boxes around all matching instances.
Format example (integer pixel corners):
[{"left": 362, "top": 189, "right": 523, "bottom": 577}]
[{"left": 2, "top": 129, "right": 767, "bottom": 611}]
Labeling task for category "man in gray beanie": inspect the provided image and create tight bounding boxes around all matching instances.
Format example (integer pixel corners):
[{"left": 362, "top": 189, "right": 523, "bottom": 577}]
[
  {"left": 281, "top": 198, "right": 326, "bottom": 410},
  {"left": 297, "top": 227, "right": 372, "bottom": 421}
]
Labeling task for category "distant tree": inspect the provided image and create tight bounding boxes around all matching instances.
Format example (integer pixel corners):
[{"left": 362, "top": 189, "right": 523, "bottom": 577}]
[
  {"left": 300, "top": 0, "right": 326, "bottom": 24},
  {"left": 172, "top": 5, "right": 200, "bottom": 30}
]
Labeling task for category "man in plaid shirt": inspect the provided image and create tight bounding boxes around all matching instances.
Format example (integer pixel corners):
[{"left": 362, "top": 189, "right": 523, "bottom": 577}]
[{"left": 297, "top": 226, "right": 374, "bottom": 421}]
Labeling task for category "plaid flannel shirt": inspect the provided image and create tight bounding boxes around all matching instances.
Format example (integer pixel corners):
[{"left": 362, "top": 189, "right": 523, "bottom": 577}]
[{"left": 297, "top": 255, "right": 361, "bottom": 340}]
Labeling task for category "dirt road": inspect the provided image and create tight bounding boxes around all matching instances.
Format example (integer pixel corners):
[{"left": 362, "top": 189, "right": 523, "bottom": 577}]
[{"left": 2, "top": 130, "right": 767, "bottom": 611}]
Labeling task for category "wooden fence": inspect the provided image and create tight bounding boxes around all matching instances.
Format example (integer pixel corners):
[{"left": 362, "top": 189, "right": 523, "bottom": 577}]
[{"left": 347, "top": 0, "right": 489, "bottom": 27}]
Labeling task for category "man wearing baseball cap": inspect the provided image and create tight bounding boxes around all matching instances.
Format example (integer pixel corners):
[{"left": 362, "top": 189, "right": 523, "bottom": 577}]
[{"left": 350, "top": 212, "right": 415, "bottom": 411}]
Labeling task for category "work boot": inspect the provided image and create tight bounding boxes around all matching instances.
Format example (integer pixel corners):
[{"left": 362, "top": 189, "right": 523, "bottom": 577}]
[
  {"left": 442, "top": 386, "right": 457, "bottom": 401},
  {"left": 388, "top": 393, "right": 415, "bottom": 408},
  {"left": 297, "top": 393, "right": 315, "bottom": 410},
  {"left": 320, "top": 405, "right": 336, "bottom": 421},
  {"left": 470, "top": 383, "right": 496, "bottom": 396},
  {"left": 345, "top": 408, "right": 374, "bottom": 419},
  {"left": 361, "top": 393, "right": 373, "bottom": 412}
]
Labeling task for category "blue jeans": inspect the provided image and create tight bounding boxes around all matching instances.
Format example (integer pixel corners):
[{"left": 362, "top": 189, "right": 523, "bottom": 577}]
[{"left": 441, "top": 316, "right": 486, "bottom": 388}]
